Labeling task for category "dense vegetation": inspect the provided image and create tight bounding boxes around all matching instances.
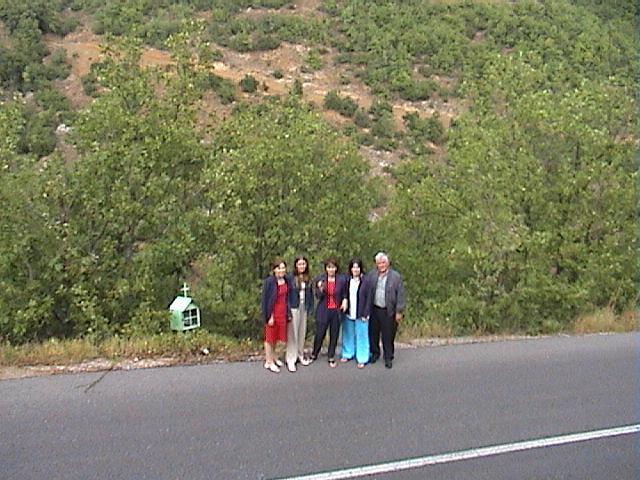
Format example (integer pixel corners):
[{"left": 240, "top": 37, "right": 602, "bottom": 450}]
[{"left": 0, "top": 0, "right": 637, "bottom": 345}]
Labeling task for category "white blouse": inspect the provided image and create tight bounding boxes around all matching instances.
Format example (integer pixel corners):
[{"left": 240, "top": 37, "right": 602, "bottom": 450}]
[
  {"left": 349, "top": 278, "right": 360, "bottom": 319},
  {"left": 299, "top": 281, "right": 306, "bottom": 304}
]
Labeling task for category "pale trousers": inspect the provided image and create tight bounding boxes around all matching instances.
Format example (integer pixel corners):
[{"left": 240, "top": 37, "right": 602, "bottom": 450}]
[
  {"left": 286, "top": 308, "right": 307, "bottom": 365},
  {"left": 342, "top": 316, "right": 370, "bottom": 364}
]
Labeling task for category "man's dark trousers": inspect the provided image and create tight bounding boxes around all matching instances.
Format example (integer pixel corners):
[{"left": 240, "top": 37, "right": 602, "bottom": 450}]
[{"left": 369, "top": 305, "right": 396, "bottom": 362}]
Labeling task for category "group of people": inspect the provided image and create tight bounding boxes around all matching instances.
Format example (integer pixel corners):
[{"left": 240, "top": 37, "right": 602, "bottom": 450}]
[{"left": 261, "top": 252, "right": 406, "bottom": 373}]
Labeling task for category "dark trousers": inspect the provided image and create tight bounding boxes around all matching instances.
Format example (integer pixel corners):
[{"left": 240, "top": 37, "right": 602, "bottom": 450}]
[
  {"left": 313, "top": 309, "right": 340, "bottom": 360},
  {"left": 369, "top": 306, "right": 397, "bottom": 362}
]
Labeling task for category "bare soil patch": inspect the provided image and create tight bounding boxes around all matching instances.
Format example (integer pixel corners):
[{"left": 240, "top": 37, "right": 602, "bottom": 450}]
[{"left": 43, "top": 18, "right": 462, "bottom": 171}]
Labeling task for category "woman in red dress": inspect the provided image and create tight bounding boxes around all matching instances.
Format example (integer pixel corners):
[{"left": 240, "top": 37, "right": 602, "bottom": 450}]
[{"left": 261, "top": 258, "right": 291, "bottom": 373}]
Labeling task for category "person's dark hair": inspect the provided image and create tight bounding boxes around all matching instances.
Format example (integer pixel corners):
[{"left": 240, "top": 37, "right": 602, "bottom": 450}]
[
  {"left": 348, "top": 257, "right": 365, "bottom": 277},
  {"left": 323, "top": 257, "right": 339, "bottom": 272},
  {"left": 270, "top": 257, "right": 287, "bottom": 274},
  {"left": 293, "top": 255, "right": 310, "bottom": 285}
]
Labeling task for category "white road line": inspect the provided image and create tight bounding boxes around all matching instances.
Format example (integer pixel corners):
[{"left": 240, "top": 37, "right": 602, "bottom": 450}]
[{"left": 273, "top": 424, "right": 640, "bottom": 480}]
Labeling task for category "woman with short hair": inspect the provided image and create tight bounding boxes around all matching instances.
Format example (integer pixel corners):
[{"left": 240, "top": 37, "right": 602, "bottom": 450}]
[
  {"left": 261, "top": 258, "right": 291, "bottom": 373},
  {"left": 311, "top": 257, "right": 347, "bottom": 368}
]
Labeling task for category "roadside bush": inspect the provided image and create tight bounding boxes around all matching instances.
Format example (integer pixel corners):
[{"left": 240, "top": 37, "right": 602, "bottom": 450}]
[{"left": 379, "top": 63, "right": 637, "bottom": 334}]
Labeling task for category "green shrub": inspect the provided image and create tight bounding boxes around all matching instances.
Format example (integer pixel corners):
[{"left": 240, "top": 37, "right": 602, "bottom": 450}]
[
  {"left": 323, "top": 90, "right": 358, "bottom": 117},
  {"left": 81, "top": 72, "right": 100, "bottom": 97},
  {"left": 398, "top": 79, "right": 439, "bottom": 101},
  {"left": 403, "top": 111, "right": 445, "bottom": 145},
  {"left": 239, "top": 74, "right": 259, "bottom": 93},
  {"left": 227, "top": 32, "right": 253, "bottom": 52},
  {"left": 45, "top": 48, "right": 72, "bottom": 80},
  {"left": 374, "top": 136, "right": 397, "bottom": 152},
  {"left": 353, "top": 108, "right": 371, "bottom": 128},
  {"left": 18, "top": 111, "right": 57, "bottom": 157},
  {"left": 355, "top": 131, "right": 374, "bottom": 146},
  {"left": 370, "top": 113, "right": 395, "bottom": 139},
  {"left": 304, "top": 49, "right": 323, "bottom": 71},
  {"left": 34, "top": 87, "right": 74, "bottom": 124},
  {"left": 252, "top": 32, "right": 281, "bottom": 51},
  {"left": 289, "top": 78, "right": 303, "bottom": 96},
  {"left": 368, "top": 99, "right": 393, "bottom": 120},
  {"left": 206, "top": 74, "right": 236, "bottom": 104},
  {"left": 142, "top": 17, "right": 182, "bottom": 49}
]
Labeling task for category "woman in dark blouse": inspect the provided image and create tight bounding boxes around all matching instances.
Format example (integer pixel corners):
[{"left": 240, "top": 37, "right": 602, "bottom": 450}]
[{"left": 311, "top": 257, "right": 347, "bottom": 368}]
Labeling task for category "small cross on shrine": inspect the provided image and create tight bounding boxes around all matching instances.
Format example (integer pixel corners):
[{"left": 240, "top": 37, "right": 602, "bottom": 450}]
[{"left": 180, "top": 282, "right": 190, "bottom": 297}]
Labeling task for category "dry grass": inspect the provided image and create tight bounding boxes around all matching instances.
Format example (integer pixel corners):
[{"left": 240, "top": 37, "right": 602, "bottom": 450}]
[
  {"left": 398, "top": 320, "right": 456, "bottom": 341},
  {"left": 2, "top": 308, "right": 637, "bottom": 369},
  {"left": 572, "top": 308, "right": 638, "bottom": 334},
  {"left": 0, "top": 332, "right": 261, "bottom": 368},
  {"left": 0, "top": 338, "right": 99, "bottom": 366}
]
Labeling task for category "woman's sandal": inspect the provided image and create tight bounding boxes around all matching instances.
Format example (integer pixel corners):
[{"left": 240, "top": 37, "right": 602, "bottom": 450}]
[{"left": 357, "top": 363, "right": 365, "bottom": 369}]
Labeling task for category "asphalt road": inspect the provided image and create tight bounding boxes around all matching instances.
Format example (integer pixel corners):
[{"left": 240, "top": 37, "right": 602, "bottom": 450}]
[{"left": 1, "top": 333, "right": 638, "bottom": 479}]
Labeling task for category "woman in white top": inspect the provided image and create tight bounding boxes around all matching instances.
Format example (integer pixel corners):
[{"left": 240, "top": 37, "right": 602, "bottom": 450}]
[
  {"left": 285, "top": 255, "right": 314, "bottom": 372},
  {"left": 340, "top": 257, "right": 371, "bottom": 368}
]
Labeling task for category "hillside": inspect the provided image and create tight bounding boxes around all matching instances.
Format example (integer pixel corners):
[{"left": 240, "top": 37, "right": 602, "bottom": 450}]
[
  {"left": 42, "top": 9, "right": 457, "bottom": 177},
  {"left": 0, "top": 0, "right": 637, "bottom": 345}
]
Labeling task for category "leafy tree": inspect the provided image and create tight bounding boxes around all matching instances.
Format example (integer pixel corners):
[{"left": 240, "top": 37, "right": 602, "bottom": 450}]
[
  {"left": 0, "top": 0, "right": 73, "bottom": 35},
  {"left": 61, "top": 36, "right": 211, "bottom": 338},
  {"left": 199, "top": 98, "right": 375, "bottom": 336},
  {"left": 0, "top": 99, "right": 66, "bottom": 342},
  {"left": 380, "top": 57, "right": 636, "bottom": 333},
  {"left": 0, "top": 32, "right": 213, "bottom": 343}
]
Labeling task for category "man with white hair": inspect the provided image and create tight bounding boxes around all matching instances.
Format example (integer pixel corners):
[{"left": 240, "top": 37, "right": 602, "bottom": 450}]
[{"left": 367, "top": 252, "right": 406, "bottom": 369}]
